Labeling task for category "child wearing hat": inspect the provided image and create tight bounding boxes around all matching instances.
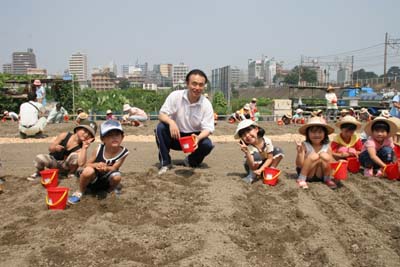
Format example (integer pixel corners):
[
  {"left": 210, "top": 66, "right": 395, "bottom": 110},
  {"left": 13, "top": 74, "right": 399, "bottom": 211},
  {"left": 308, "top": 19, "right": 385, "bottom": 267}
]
[
  {"left": 331, "top": 116, "right": 363, "bottom": 161},
  {"left": 359, "top": 117, "right": 397, "bottom": 177},
  {"left": 106, "top": 109, "right": 117, "bottom": 121},
  {"left": 27, "top": 120, "right": 97, "bottom": 181},
  {"left": 68, "top": 120, "right": 129, "bottom": 204},
  {"left": 295, "top": 117, "right": 337, "bottom": 189},
  {"left": 281, "top": 112, "right": 292, "bottom": 125},
  {"left": 293, "top": 108, "right": 304, "bottom": 124},
  {"left": 235, "top": 120, "right": 284, "bottom": 183}
]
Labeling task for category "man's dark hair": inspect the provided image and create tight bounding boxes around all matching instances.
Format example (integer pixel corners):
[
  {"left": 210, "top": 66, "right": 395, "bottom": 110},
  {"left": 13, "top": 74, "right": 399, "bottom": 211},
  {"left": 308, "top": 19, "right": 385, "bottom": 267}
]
[
  {"left": 27, "top": 92, "right": 37, "bottom": 101},
  {"left": 185, "top": 69, "right": 208, "bottom": 84}
]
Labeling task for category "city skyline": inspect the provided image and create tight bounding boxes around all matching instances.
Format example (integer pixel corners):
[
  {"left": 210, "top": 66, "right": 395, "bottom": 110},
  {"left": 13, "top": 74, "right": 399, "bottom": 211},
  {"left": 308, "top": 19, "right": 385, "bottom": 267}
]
[{"left": 1, "top": 0, "right": 399, "bottom": 76}]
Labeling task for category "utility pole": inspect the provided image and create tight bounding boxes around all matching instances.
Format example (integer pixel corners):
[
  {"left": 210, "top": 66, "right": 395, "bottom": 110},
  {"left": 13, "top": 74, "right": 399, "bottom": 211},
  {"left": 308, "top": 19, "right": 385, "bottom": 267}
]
[
  {"left": 350, "top": 55, "right": 354, "bottom": 83},
  {"left": 298, "top": 55, "right": 303, "bottom": 85},
  {"left": 384, "top": 32, "right": 388, "bottom": 78}
]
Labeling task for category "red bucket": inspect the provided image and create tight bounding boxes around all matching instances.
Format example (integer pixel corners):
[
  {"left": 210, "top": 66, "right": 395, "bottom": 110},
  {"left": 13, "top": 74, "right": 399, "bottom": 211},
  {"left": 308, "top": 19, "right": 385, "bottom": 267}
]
[
  {"left": 179, "top": 136, "right": 195, "bottom": 153},
  {"left": 263, "top": 167, "right": 280, "bottom": 186},
  {"left": 394, "top": 144, "right": 400, "bottom": 159},
  {"left": 331, "top": 160, "right": 348, "bottom": 180},
  {"left": 40, "top": 169, "right": 59, "bottom": 188},
  {"left": 63, "top": 115, "right": 69, "bottom": 122},
  {"left": 384, "top": 163, "right": 399, "bottom": 180},
  {"left": 46, "top": 187, "right": 69, "bottom": 210},
  {"left": 347, "top": 157, "right": 360, "bottom": 173}
]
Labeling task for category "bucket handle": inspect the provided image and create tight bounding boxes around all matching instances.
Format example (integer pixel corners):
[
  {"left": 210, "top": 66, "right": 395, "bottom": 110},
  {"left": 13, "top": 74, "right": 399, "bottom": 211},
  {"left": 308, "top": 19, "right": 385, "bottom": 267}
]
[
  {"left": 264, "top": 170, "right": 281, "bottom": 180},
  {"left": 41, "top": 170, "right": 57, "bottom": 185},
  {"left": 46, "top": 190, "right": 68, "bottom": 207},
  {"left": 332, "top": 161, "right": 343, "bottom": 176}
]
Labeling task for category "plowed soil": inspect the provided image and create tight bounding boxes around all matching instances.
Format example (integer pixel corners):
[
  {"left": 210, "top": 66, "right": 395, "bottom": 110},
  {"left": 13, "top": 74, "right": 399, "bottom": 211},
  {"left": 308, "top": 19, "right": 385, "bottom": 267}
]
[{"left": 1, "top": 120, "right": 400, "bottom": 266}]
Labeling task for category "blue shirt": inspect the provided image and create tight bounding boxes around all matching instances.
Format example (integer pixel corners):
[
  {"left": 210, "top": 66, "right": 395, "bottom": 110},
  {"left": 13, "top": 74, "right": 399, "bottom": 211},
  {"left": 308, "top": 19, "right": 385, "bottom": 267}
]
[{"left": 390, "top": 95, "right": 400, "bottom": 118}]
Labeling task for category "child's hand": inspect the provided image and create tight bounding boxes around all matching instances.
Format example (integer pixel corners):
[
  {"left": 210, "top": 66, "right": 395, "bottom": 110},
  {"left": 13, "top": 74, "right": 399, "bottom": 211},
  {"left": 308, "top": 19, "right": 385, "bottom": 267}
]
[
  {"left": 295, "top": 140, "right": 303, "bottom": 153},
  {"left": 55, "top": 145, "right": 64, "bottom": 152},
  {"left": 239, "top": 139, "right": 249, "bottom": 154},
  {"left": 254, "top": 169, "right": 262, "bottom": 176},
  {"left": 192, "top": 134, "right": 199, "bottom": 151},
  {"left": 82, "top": 138, "right": 94, "bottom": 149},
  {"left": 95, "top": 162, "right": 107, "bottom": 172}
]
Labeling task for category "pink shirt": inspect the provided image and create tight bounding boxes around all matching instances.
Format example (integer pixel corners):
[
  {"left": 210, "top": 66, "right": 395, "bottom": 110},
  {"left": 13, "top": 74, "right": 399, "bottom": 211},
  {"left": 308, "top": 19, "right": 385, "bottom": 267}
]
[
  {"left": 128, "top": 107, "right": 147, "bottom": 118},
  {"left": 361, "top": 136, "right": 394, "bottom": 152}
]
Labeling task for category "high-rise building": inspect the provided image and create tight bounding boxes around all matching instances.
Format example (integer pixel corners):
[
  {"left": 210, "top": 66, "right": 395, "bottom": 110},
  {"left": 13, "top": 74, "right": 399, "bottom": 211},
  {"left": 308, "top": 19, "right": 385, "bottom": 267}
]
[
  {"left": 172, "top": 63, "right": 189, "bottom": 88},
  {"left": 154, "top": 64, "right": 172, "bottom": 78},
  {"left": 12, "top": 48, "right": 37, "bottom": 74},
  {"left": 248, "top": 57, "right": 266, "bottom": 85},
  {"left": 211, "top": 65, "right": 241, "bottom": 99},
  {"left": 337, "top": 65, "right": 351, "bottom": 83},
  {"left": 91, "top": 68, "right": 116, "bottom": 91},
  {"left": 2, "top": 63, "right": 12, "bottom": 74},
  {"left": 265, "top": 59, "right": 277, "bottom": 85},
  {"left": 121, "top": 64, "right": 131, "bottom": 77},
  {"left": 69, "top": 52, "right": 88, "bottom": 85}
]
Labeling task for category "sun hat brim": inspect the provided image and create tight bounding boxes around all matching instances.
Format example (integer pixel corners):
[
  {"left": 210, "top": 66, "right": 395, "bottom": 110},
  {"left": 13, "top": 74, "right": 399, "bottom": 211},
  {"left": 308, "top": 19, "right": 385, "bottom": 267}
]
[
  {"left": 234, "top": 119, "right": 258, "bottom": 139},
  {"left": 364, "top": 117, "right": 398, "bottom": 137},
  {"left": 299, "top": 119, "right": 334, "bottom": 136},
  {"left": 335, "top": 116, "right": 361, "bottom": 130}
]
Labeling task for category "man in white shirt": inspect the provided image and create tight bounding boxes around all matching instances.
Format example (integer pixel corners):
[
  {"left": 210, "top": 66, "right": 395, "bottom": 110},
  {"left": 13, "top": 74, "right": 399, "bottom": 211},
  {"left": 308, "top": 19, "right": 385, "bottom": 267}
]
[
  {"left": 19, "top": 92, "right": 48, "bottom": 138},
  {"left": 155, "top": 69, "right": 215, "bottom": 175}
]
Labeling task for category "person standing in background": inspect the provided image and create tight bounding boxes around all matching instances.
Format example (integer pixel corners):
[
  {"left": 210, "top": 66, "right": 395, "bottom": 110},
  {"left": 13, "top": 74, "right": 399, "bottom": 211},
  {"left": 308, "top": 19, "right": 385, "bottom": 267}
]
[{"left": 325, "top": 86, "right": 338, "bottom": 122}]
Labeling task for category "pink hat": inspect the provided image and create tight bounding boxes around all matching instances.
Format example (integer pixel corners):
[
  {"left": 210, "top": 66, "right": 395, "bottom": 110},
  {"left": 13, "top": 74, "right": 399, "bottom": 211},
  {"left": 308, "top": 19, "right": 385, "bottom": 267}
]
[{"left": 33, "top": 79, "right": 41, "bottom": 86}]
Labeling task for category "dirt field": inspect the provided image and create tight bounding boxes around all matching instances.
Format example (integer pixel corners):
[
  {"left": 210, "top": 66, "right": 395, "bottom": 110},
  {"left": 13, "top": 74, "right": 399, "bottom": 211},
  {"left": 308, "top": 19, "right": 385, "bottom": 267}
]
[{"left": 1, "top": 120, "right": 400, "bottom": 266}]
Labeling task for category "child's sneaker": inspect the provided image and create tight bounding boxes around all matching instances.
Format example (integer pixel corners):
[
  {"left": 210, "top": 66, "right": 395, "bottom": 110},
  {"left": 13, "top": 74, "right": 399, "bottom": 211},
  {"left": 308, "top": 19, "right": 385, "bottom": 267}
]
[
  {"left": 375, "top": 169, "right": 384, "bottom": 177},
  {"left": 297, "top": 180, "right": 308, "bottom": 189},
  {"left": 363, "top": 168, "right": 373, "bottom": 177},
  {"left": 27, "top": 172, "right": 40, "bottom": 181},
  {"left": 68, "top": 192, "right": 82, "bottom": 205},
  {"left": 325, "top": 179, "right": 338, "bottom": 190},
  {"left": 243, "top": 173, "right": 256, "bottom": 184}
]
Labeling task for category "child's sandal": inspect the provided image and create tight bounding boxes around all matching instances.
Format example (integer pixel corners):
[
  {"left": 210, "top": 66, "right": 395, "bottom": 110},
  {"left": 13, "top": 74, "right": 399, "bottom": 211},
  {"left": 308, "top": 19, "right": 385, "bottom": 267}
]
[{"left": 297, "top": 180, "right": 308, "bottom": 189}]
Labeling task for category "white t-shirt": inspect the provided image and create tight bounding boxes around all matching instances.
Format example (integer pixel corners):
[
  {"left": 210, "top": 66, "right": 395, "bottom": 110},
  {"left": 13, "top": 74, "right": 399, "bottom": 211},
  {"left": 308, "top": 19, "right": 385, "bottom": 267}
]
[
  {"left": 160, "top": 89, "right": 215, "bottom": 133},
  {"left": 19, "top": 101, "right": 43, "bottom": 127},
  {"left": 247, "top": 136, "right": 274, "bottom": 160},
  {"left": 325, "top": 92, "right": 338, "bottom": 109}
]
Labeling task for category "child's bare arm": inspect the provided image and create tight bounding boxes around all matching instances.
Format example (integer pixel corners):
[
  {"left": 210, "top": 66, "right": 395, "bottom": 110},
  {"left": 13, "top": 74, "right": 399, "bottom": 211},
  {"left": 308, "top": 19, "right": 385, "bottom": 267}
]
[
  {"left": 367, "top": 147, "right": 387, "bottom": 168},
  {"left": 48, "top": 132, "right": 68, "bottom": 153},
  {"left": 295, "top": 141, "right": 305, "bottom": 167},
  {"left": 238, "top": 140, "right": 256, "bottom": 169},
  {"left": 255, "top": 153, "right": 273, "bottom": 175},
  {"left": 77, "top": 138, "right": 95, "bottom": 167},
  {"left": 82, "top": 149, "right": 98, "bottom": 168},
  {"left": 105, "top": 155, "right": 128, "bottom": 172}
]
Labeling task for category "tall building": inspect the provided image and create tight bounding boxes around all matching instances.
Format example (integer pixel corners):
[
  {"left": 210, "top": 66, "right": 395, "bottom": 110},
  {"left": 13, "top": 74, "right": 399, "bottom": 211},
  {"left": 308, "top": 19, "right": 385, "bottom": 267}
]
[
  {"left": 91, "top": 68, "right": 116, "bottom": 91},
  {"left": 2, "top": 63, "right": 12, "bottom": 74},
  {"left": 211, "top": 65, "right": 241, "bottom": 99},
  {"left": 12, "top": 48, "right": 37, "bottom": 74},
  {"left": 121, "top": 64, "right": 131, "bottom": 77},
  {"left": 248, "top": 57, "right": 266, "bottom": 85},
  {"left": 337, "top": 65, "right": 351, "bottom": 83},
  {"left": 69, "top": 52, "right": 88, "bottom": 85},
  {"left": 154, "top": 64, "right": 172, "bottom": 78},
  {"left": 265, "top": 59, "right": 277, "bottom": 85},
  {"left": 172, "top": 63, "right": 189, "bottom": 88}
]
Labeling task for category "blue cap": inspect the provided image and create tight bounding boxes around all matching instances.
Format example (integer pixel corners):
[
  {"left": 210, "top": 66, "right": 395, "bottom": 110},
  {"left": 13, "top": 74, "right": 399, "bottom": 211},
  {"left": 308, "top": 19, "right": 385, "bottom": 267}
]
[{"left": 100, "top": 120, "right": 124, "bottom": 137}]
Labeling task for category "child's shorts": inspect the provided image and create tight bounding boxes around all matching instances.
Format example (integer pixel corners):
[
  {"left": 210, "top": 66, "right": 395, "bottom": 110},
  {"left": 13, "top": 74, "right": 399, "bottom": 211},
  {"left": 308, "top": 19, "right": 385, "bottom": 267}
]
[{"left": 87, "top": 170, "right": 121, "bottom": 192}]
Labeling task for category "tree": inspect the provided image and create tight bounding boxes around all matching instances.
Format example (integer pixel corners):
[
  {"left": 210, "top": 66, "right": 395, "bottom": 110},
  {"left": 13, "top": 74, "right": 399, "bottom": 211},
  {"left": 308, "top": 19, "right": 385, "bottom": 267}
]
[
  {"left": 284, "top": 66, "right": 317, "bottom": 85},
  {"left": 117, "top": 78, "right": 130, "bottom": 90},
  {"left": 352, "top": 69, "right": 378, "bottom": 80},
  {"left": 386, "top": 66, "right": 400, "bottom": 78},
  {"left": 253, "top": 80, "right": 264, "bottom": 87},
  {"left": 212, "top": 91, "right": 227, "bottom": 115}
]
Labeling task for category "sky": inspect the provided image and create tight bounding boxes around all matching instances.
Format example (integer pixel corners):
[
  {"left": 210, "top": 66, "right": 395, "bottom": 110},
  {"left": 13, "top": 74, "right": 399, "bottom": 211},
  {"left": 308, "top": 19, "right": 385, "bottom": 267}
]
[{"left": 1, "top": 0, "right": 399, "bottom": 77}]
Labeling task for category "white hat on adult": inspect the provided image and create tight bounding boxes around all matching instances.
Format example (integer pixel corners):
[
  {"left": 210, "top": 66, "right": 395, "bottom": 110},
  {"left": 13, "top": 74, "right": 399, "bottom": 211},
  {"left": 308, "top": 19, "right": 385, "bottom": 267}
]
[{"left": 123, "top": 104, "right": 131, "bottom": 112}]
